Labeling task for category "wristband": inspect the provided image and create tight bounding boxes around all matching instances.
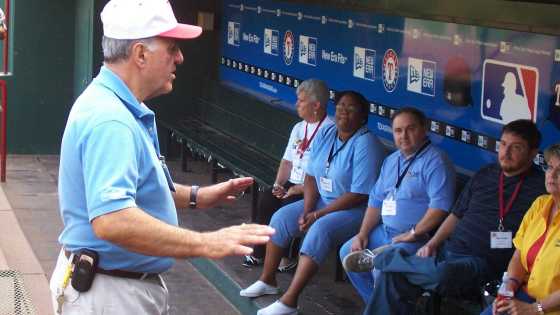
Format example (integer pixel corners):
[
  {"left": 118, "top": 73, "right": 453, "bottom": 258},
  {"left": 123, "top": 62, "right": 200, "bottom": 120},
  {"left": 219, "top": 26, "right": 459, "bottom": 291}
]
[
  {"left": 189, "top": 185, "right": 199, "bottom": 209},
  {"left": 535, "top": 302, "right": 544, "bottom": 315}
]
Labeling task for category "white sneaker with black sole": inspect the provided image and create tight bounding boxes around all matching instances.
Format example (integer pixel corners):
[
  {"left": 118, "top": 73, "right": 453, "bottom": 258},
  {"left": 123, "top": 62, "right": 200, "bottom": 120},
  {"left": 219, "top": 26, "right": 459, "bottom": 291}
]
[{"left": 342, "top": 244, "right": 392, "bottom": 273}]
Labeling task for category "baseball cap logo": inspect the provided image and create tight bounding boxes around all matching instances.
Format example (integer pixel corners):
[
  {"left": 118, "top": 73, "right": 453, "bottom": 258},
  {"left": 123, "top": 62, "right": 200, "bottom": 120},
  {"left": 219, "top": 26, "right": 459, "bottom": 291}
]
[{"left": 481, "top": 59, "right": 538, "bottom": 124}]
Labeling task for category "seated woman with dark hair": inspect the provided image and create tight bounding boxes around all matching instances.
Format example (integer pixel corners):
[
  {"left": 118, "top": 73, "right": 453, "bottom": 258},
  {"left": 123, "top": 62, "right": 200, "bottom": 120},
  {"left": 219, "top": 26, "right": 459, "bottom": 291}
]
[
  {"left": 240, "top": 91, "right": 386, "bottom": 315},
  {"left": 483, "top": 143, "right": 560, "bottom": 315}
]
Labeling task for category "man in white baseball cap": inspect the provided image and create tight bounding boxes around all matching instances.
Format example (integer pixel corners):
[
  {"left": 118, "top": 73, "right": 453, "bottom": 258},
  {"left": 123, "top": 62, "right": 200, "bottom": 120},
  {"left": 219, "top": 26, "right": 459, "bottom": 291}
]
[{"left": 50, "top": 1, "right": 275, "bottom": 314}]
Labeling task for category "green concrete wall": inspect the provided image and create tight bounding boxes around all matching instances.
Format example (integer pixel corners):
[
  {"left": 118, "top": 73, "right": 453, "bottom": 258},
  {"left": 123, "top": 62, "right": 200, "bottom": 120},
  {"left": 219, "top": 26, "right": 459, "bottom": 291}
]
[{"left": 8, "top": 0, "right": 76, "bottom": 153}]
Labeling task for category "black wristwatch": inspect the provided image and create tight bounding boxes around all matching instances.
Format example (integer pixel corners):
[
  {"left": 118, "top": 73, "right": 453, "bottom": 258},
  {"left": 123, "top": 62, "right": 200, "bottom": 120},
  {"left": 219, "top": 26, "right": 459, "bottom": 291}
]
[{"left": 189, "top": 185, "right": 199, "bottom": 209}]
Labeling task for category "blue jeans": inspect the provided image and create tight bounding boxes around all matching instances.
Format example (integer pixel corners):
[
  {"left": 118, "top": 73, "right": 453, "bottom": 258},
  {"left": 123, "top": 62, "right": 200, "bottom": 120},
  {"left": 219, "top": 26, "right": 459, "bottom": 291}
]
[
  {"left": 480, "top": 289, "right": 535, "bottom": 315},
  {"left": 363, "top": 246, "right": 491, "bottom": 315},
  {"left": 270, "top": 199, "right": 365, "bottom": 265},
  {"left": 339, "top": 224, "right": 426, "bottom": 302}
]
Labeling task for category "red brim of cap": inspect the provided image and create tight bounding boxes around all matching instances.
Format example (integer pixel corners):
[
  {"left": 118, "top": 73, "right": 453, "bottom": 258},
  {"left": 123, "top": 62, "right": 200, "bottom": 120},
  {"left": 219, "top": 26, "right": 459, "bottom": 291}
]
[{"left": 159, "top": 23, "right": 202, "bottom": 39}]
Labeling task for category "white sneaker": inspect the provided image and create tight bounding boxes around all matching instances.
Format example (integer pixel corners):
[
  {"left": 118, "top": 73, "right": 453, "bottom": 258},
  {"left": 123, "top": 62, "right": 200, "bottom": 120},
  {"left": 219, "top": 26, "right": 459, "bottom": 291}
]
[
  {"left": 240, "top": 280, "right": 279, "bottom": 298},
  {"left": 342, "top": 244, "right": 392, "bottom": 273},
  {"left": 257, "top": 300, "right": 298, "bottom": 315}
]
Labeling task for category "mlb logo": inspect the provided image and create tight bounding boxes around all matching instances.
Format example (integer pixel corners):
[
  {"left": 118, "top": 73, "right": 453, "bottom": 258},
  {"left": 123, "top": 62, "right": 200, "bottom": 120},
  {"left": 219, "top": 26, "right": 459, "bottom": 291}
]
[
  {"left": 264, "top": 29, "right": 279, "bottom": 56},
  {"left": 227, "top": 22, "right": 240, "bottom": 46},
  {"left": 353, "top": 47, "right": 375, "bottom": 81},
  {"left": 407, "top": 58, "right": 436, "bottom": 96},
  {"left": 299, "top": 35, "right": 317, "bottom": 66},
  {"left": 481, "top": 59, "right": 539, "bottom": 124}
]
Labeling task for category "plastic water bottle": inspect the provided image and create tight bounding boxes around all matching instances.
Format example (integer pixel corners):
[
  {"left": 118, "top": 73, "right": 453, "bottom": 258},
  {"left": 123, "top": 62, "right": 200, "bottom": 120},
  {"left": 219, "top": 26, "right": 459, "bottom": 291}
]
[{"left": 496, "top": 272, "right": 514, "bottom": 314}]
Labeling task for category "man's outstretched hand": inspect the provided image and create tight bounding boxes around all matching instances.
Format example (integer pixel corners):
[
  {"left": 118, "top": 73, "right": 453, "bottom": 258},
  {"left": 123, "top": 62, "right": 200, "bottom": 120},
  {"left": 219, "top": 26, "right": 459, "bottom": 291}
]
[
  {"left": 197, "top": 177, "right": 254, "bottom": 208},
  {"left": 200, "top": 224, "right": 275, "bottom": 259}
]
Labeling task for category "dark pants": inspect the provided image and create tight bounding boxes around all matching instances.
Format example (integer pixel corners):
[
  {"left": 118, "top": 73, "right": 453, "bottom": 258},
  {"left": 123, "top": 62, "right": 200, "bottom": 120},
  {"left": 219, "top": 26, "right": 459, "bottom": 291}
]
[
  {"left": 253, "top": 182, "right": 302, "bottom": 258},
  {"left": 364, "top": 246, "right": 491, "bottom": 315}
]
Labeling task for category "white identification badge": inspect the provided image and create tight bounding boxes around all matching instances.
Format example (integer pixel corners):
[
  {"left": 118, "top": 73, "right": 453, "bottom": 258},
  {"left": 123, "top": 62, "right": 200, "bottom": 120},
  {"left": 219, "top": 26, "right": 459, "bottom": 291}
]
[
  {"left": 320, "top": 177, "right": 333, "bottom": 192},
  {"left": 490, "top": 231, "right": 513, "bottom": 249},
  {"left": 381, "top": 196, "right": 397, "bottom": 216},
  {"left": 290, "top": 166, "right": 304, "bottom": 183}
]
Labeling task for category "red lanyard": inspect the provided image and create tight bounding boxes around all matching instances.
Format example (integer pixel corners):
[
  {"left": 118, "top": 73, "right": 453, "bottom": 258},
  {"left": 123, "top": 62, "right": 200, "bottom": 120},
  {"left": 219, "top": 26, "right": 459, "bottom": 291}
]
[
  {"left": 498, "top": 171, "right": 525, "bottom": 230},
  {"left": 298, "top": 116, "right": 325, "bottom": 158}
]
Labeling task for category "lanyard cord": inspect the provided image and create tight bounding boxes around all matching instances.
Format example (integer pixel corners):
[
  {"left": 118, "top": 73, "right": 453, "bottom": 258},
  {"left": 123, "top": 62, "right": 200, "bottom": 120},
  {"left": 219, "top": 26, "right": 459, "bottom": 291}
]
[
  {"left": 326, "top": 127, "right": 364, "bottom": 169},
  {"left": 299, "top": 116, "right": 326, "bottom": 159},
  {"left": 395, "top": 140, "right": 431, "bottom": 189},
  {"left": 498, "top": 171, "right": 526, "bottom": 229}
]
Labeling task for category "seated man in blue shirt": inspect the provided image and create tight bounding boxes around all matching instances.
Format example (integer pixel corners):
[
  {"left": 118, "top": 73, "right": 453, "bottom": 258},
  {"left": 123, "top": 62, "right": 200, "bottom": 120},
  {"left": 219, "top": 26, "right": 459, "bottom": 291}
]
[
  {"left": 358, "top": 119, "right": 546, "bottom": 315},
  {"left": 340, "top": 107, "right": 456, "bottom": 304},
  {"left": 50, "top": 1, "right": 274, "bottom": 314}
]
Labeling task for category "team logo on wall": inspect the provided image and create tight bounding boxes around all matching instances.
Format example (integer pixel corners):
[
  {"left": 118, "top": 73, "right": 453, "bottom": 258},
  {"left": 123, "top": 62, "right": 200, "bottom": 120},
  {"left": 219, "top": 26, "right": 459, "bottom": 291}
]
[
  {"left": 481, "top": 59, "right": 538, "bottom": 124},
  {"left": 407, "top": 57, "right": 436, "bottom": 96},
  {"left": 353, "top": 47, "right": 375, "bottom": 81},
  {"left": 382, "top": 49, "right": 399, "bottom": 92},
  {"left": 227, "top": 22, "right": 240, "bottom": 46},
  {"left": 299, "top": 35, "right": 317, "bottom": 66},
  {"left": 283, "top": 30, "right": 295, "bottom": 65},
  {"left": 264, "top": 28, "right": 279, "bottom": 56}
]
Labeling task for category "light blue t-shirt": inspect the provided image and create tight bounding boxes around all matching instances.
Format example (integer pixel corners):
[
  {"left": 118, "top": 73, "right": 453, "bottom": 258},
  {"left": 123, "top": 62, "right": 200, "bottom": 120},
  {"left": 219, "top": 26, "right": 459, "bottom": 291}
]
[
  {"left": 306, "top": 125, "right": 386, "bottom": 208},
  {"left": 58, "top": 66, "right": 177, "bottom": 273},
  {"left": 369, "top": 141, "right": 456, "bottom": 232}
]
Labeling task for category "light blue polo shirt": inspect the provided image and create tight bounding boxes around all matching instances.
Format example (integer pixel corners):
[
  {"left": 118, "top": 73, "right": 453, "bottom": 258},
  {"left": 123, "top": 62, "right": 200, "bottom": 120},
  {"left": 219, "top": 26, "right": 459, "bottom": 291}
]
[
  {"left": 369, "top": 141, "right": 456, "bottom": 232},
  {"left": 58, "top": 66, "right": 177, "bottom": 273},
  {"left": 306, "top": 125, "right": 386, "bottom": 208}
]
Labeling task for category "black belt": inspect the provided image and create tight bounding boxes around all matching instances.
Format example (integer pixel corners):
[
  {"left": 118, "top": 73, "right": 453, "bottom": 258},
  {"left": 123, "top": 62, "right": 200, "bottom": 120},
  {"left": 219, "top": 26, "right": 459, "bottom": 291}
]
[{"left": 64, "top": 250, "right": 160, "bottom": 281}]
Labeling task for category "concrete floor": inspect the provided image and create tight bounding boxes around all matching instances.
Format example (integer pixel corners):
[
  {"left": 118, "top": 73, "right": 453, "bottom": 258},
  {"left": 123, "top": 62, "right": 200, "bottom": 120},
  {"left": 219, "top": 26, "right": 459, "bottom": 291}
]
[
  {"left": 1, "top": 154, "right": 485, "bottom": 315},
  {"left": 3, "top": 154, "right": 364, "bottom": 315}
]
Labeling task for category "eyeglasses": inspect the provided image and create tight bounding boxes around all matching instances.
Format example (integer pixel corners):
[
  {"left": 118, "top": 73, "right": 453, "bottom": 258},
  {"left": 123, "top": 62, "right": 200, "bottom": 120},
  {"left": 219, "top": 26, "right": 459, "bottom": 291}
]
[
  {"left": 335, "top": 104, "right": 360, "bottom": 113},
  {"left": 542, "top": 164, "right": 560, "bottom": 177}
]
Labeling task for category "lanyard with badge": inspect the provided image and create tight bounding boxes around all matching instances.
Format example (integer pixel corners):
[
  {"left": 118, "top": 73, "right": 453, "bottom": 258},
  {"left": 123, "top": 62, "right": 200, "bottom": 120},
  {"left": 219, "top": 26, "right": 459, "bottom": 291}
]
[
  {"left": 382, "top": 140, "right": 431, "bottom": 216},
  {"left": 292, "top": 117, "right": 326, "bottom": 182},
  {"left": 320, "top": 128, "right": 360, "bottom": 193},
  {"left": 490, "top": 171, "right": 525, "bottom": 249},
  {"left": 298, "top": 116, "right": 326, "bottom": 159}
]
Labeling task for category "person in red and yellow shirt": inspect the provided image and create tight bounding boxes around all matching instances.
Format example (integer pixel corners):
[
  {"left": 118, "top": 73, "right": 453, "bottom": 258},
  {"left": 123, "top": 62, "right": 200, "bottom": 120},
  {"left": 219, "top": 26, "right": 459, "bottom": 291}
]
[{"left": 485, "top": 143, "right": 560, "bottom": 315}]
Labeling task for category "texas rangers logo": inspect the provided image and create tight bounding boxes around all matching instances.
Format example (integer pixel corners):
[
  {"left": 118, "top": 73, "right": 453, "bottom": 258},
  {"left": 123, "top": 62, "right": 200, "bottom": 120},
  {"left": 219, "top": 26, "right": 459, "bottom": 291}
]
[
  {"left": 382, "top": 49, "right": 399, "bottom": 92},
  {"left": 481, "top": 59, "right": 538, "bottom": 124},
  {"left": 283, "top": 30, "right": 295, "bottom": 65}
]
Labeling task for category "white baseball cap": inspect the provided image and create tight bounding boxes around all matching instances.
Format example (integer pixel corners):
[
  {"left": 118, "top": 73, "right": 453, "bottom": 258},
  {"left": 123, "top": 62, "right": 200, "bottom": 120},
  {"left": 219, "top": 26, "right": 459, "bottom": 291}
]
[{"left": 101, "top": 0, "right": 202, "bottom": 40}]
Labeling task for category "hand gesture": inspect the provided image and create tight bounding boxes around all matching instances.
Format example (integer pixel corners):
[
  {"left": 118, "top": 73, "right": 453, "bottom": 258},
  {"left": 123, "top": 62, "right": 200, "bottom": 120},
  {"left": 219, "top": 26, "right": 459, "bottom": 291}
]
[
  {"left": 202, "top": 224, "right": 275, "bottom": 259},
  {"left": 201, "top": 177, "right": 253, "bottom": 208}
]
